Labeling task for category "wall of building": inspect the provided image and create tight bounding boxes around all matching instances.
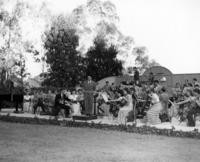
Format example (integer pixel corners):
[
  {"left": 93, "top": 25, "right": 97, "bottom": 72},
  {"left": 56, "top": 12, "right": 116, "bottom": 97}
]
[
  {"left": 172, "top": 73, "right": 200, "bottom": 86},
  {"left": 97, "top": 67, "right": 200, "bottom": 90}
]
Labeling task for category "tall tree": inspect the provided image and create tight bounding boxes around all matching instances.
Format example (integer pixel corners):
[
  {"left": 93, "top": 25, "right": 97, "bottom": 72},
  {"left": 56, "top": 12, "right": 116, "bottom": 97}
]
[
  {"left": 43, "top": 15, "right": 86, "bottom": 88},
  {"left": 133, "top": 46, "right": 159, "bottom": 74},
  {"left": 14, "top": 54, "right": 30, "bottom": 90},
  {"left": 0, "top": 1, "right": 30, "bottom": 79},
  {"left": 86, "top": 36, "right": 122, "bottom": 81}
]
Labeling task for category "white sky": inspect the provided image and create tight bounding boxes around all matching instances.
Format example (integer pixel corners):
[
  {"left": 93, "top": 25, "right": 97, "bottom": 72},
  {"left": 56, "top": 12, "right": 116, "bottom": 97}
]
[{"left": 25, "top": 0, "right": 200, "bottom": 76}]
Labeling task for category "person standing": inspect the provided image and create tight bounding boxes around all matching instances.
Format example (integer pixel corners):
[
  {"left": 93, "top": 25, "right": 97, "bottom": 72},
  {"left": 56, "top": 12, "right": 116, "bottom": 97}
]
[
  {"left": 33, "top": 90, "right": 46, "bottom": 114},
  {"left": 23, "top": 91, "right": 31, "bottom": 113},
  {"left": 146, "top": 90, "right": 162, "bottom": 125},
  {"left": 159, "top": 87, "right": 170, "bottom": 122},
  {"left": 148, "top": 72, "right": 155, "bottom": 85},
  {"left": 102, "top": 81, "right": 111, "bottom": 93},
  {"left": 133, "top": 67, "right": 140, "bottom": 85},
  {"left": 83, "top": 76, "right": 96, "bottom": 116}
]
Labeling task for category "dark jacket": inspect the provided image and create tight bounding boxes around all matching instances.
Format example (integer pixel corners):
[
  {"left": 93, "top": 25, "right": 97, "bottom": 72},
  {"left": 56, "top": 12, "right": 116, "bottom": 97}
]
[{"left": 54, "top": 93, "right": 65, "bottom": 106}]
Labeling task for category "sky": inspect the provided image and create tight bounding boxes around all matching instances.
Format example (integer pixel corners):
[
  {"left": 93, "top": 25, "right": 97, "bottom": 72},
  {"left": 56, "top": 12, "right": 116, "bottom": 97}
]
[{"left": 21, "top": 0, "right": 200, "bottom": 76}]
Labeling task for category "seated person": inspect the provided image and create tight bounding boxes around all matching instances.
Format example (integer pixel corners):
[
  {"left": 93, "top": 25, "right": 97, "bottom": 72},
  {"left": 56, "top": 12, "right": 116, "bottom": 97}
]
[
  {"left": 68, "top": 90, "right": 81, "bottom": 116},
  {"left": 108, "top": 89, "right": 132, "bottom": 124},
  {"left": 173, "top": 88, "right": 200, "bottom": 126},
  {"left": 46, "top": 90, "right": 56, "bottom": 108},
  {"left": 96, "top": 90, "right": 112, "bottom": 116},
  {"left": 117, "top": 89, "right": 133, "bottom": 124},
  {"left": 77, "top": 89, "right": 85, "bottom": 113},
  {"left": 52, "top": 89, "right": 70, "bottom": 118},
  {"left": 108, "top": 91, "right": 122, "bottom": 118}
]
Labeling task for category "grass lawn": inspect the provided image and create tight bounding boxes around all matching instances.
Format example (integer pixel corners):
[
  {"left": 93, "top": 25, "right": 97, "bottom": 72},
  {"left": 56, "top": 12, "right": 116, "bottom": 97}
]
[{"left": 0, "top": 121, "right": 200, "bottom": 162}]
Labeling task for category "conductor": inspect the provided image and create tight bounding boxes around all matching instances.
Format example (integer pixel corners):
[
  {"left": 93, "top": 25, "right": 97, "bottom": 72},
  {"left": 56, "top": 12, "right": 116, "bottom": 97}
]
[{"left": 83, "top": 76, "right": 96, "bottom": 116}]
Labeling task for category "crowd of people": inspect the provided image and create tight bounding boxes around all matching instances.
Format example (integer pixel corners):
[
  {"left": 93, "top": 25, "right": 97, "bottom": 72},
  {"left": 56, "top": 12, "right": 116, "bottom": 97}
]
[
  {"left": 96, "top": 77, "right": 200, "bottom": 126},
  {"left": 23, "top": 88, "right": 84, "bottom": 118},
  {"left": 21, "top": 73, "right": 200, "bottom": 126}
]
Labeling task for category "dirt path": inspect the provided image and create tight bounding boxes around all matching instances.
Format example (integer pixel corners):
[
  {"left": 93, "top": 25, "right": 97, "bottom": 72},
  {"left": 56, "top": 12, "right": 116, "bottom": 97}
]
[{"left": 0, "top": 121, "right": 200, "bottom": 162}]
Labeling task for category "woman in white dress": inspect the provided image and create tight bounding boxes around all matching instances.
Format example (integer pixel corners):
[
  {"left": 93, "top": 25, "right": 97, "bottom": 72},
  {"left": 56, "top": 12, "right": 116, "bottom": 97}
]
[
  {"left": 23, "top": 91, "right": 31, "bottom": 113},
  {"left": 68, "top": 90, "right": 81, "bottom": 116},
  {"left": 146, "top": 92, "right": 162, "bottom": 125},
  {"left": 117, "top": 89, "right": 133, "bottom": 125}
]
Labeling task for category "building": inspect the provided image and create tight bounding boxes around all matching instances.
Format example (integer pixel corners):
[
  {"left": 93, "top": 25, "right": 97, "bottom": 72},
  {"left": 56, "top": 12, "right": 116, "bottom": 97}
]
[{"left": 97, "top": 66, "right": 200, "bottom": 90}]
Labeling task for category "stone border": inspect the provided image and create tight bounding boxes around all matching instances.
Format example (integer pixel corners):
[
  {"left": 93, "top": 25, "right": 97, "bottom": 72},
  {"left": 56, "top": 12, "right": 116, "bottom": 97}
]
[{"left": 0, "top": 114, "right": 200, "bottom": 139}]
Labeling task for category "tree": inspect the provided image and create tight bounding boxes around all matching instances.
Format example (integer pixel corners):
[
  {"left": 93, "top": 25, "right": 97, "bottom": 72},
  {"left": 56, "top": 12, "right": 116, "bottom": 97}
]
[
  {"left": 72, "top": 0, "right": 134, "bottom": 65},
  {"left": 86, "top": 36, "right": 122, "bottom": 81},
  {"left": 0, "top": 1, "right": 30, "bottom": 79},
  {"left": 133, "top": 46, "right": 159, "bottom": 74},
  {"left": 14, "top": 54, "right": 30, "bottom": 90},
  {"left": 43, "top": 15, "right": 86, "bottom": 88}
]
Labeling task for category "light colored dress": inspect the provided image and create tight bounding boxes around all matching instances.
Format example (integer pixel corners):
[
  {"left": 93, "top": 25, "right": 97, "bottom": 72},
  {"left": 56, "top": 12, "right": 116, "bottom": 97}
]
[
  {"left": 69, "top": 94, "right": 81, "bottom": 116},
  {"left": 23, "top": 95, "right": 31, "bottom": 113},
  {"left": 147, "top": 93, "right": 162, "bottom": 125},
  {"left": 118, "top": 94, "right": 133, "bottom": 124}
]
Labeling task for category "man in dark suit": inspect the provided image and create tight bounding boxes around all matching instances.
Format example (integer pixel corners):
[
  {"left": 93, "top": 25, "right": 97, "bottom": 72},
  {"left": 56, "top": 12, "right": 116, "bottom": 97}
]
[{"left": 82, "top": 76, "right": 96, "bottom": 116}]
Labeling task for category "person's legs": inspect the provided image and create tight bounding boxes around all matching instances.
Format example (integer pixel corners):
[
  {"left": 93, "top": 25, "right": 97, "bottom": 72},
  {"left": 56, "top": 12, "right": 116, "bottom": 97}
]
[
  {"left": 51, "top": 105, "right": 60, "bottom": 116},
  {"left": 33, "top": 103, "right": 38, "bottom": 114},
  {"left": 64, "top": 105, "right": 70, "bottom": 117},
  {"left": 187, "top": 110, "right": 195, "bottom": 127},
  {"left": 15, "top": 102, "right": 19, "bottom": 112},
  {"left": 40, "top": 103, "right": 46, "bottom": 113},
  {"left": 80, "top": 101, "right": 85, "bottom": 113}
]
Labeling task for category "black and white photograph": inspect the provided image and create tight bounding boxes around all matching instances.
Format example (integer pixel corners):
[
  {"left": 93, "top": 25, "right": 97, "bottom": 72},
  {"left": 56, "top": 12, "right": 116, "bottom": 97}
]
[{"left": 0, "top": 0, "right": 200, "bottom": 161}]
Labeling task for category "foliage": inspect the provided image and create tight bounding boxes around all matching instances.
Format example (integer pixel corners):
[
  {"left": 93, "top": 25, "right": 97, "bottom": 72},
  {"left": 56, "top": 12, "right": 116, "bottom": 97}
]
[
  {"left": 1, "top": 114, "right": 200, "bottom": 139},
  {"left": 0, "top": 1, "right": 31, "bottom": 81},
  {"left": 133, "top": 46, "right": 159, "bottom": 74},
  {"left": 14, "top": 54, "right": 30, "bottom": 85},
  {"left": 43, "top": 15, "right": 86, "bottom": 88},
  {"left": 86, "top": 36, "right": 123, "bottom": 81},
  {"left": 72, "top": 0, "right": 135, "bottom": 66}
]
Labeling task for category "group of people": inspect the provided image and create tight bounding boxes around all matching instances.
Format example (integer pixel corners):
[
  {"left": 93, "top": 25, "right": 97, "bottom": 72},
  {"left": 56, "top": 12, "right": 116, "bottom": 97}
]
[
  {"left": 22, "top": 73, "right": 200, "bottom": 126},
  {"left": 23, "top": 76, "right": 98, "bottom": 118},
  {"left": 23, "top": 88, "right": 84, "bottom": 117},
  {"left": 97, "top": 77, "right": 200, "bottom": 126},
  {"left": 170, "top": 78, "right": 200, "bottom": 126}
]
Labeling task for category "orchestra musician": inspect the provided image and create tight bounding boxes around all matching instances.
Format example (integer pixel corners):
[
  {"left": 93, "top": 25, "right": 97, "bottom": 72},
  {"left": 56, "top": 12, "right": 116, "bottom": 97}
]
[
  {"left": 33, "top": 90, "right": 47, "bottom": 114},
  {"left": 52, "top": 89, "right": 71, "bottom": 117},
  {"left": 68, "top": 89, "right": 81, "bottom": 116},
  {"left": 170, "top": 88, "right": 200, "bottom": 126}
]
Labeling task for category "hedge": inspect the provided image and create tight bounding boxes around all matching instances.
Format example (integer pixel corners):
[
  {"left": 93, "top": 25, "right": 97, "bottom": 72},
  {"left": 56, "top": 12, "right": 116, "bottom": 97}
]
[{"left": 0, "top": 114, "right": 200, "bottom": 139}]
